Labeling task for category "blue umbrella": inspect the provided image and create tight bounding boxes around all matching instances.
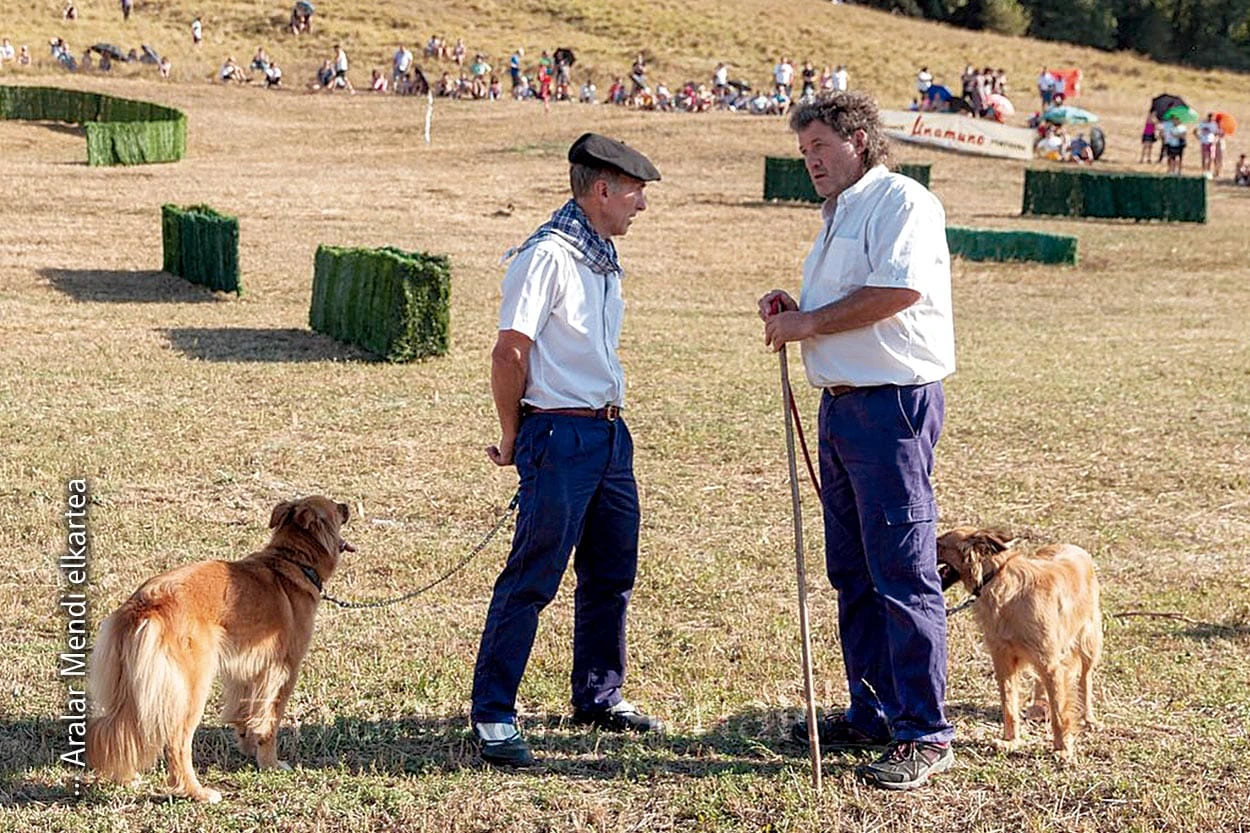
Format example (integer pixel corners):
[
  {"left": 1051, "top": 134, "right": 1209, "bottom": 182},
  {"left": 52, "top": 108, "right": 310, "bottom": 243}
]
[
  {"left": 1043, "top": 105, "right": 1099, "bottom": 125},
  {"left": 925, "top": 84, "right": 952, "bottom": 102}
]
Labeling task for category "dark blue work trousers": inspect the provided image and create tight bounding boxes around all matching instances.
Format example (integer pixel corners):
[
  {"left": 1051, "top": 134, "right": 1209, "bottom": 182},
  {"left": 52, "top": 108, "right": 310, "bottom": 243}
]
[
  {"left": 818, "top": 382, "right": 954, "bottom": 743},
  {"left": 471, "top": 413, "right": 639, "bottom": 725}
]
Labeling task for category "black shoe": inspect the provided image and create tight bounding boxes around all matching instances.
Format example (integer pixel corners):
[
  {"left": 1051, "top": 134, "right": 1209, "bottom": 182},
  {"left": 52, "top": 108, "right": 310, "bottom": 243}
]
[
  {"left": 475, "top": 728, "right": 536, "bottom": 768},
  {"left": 572, "top": 702, "right": 664, "bottom": 734},
  {"left": 790, "top": 712, "right": 891, "bottom": 751},
  {"left": 856, "top": 740, "right": 954, "bottom": 790}
]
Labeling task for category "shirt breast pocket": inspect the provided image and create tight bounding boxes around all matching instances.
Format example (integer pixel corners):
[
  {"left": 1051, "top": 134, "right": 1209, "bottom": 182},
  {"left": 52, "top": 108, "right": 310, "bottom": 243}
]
[{"left": 826, "top": 236, "right": 867, "bottom": 286}]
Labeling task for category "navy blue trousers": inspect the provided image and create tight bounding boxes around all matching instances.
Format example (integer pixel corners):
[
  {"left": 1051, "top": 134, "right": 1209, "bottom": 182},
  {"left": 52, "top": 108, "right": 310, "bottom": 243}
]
[
  {"left": 471, "top": 414, "right": 639, "bottom": 725},
  {"left": 818, "top": 382, "right": 954, "bottom": 743}
]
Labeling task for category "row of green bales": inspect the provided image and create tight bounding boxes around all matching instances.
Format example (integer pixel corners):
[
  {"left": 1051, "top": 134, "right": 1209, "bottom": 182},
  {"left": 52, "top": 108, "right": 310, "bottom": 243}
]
[{"left": 0, "top": 84, "right": 185, "bottom": 165}]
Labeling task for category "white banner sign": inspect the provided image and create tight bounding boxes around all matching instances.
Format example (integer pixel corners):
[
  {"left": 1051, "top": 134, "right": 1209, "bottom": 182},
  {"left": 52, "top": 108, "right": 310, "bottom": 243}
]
[{"left": 881, "top": 110, "right": 1036, "bottom": 160}]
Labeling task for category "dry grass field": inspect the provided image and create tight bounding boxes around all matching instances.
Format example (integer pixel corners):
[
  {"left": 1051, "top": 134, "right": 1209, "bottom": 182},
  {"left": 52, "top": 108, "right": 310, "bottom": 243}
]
[{"left": 2, "top": 1, "right": 1250, "bottom": 830}]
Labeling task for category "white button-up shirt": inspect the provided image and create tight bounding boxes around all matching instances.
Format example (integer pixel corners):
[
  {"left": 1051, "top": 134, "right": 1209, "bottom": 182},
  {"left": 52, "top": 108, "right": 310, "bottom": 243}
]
[
  {"left": 499, "top": 237, "right": 625, "bottom": 410},
  {"left": 799, "top": 164, "right": 955, "bottom": 388}
]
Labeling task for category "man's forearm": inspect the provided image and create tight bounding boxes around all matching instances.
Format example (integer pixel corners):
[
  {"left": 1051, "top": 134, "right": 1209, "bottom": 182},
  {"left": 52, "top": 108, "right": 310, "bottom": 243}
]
[
  {"left": 491, "top": 348, "right": 528, "bottom": 442},
  {"left": 806, "top": 286, "right": 920, "bottom": 337}
]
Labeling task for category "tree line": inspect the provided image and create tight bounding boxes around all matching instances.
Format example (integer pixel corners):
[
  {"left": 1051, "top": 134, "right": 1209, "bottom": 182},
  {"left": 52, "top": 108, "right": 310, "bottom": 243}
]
[{"left": 866, "top": 0, "right": 1250, "bottom": 71}]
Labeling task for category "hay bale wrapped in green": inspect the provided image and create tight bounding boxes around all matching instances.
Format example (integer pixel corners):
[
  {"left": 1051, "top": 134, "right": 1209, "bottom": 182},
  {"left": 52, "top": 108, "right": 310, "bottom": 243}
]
[
  {"left": 0, "top": 84, "right": 185, "bottom": 166},
  {"left": 895, "top": 163, "right": 931, "bottom": 189},
  {"left": 765, "top": 157, "right": 931, "bottom": 202},
  {"left": 764, "top": 157, "right": 821, "bottom": 203},
  {"left": 946, "top": 226, "right": 1078, "bottom": 265},
  {"left": 310, "top": 245, "right": 451, "bottom": 362},
  {"left": 1022, "top": 168, "right": 1206, "bottom": 223},
  {"left": 160, "top": 204, "right": 241, "bottom": 294}
]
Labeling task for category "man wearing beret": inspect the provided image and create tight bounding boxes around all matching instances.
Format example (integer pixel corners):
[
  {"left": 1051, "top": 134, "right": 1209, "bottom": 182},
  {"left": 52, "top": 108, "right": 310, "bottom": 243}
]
[{"left": 470, "top": 133, "right": 663, "bottom": 767}]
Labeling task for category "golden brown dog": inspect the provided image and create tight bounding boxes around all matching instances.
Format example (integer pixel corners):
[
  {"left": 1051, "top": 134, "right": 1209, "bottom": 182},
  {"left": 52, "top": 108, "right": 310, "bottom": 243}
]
[
  {"left": 87, "top": 496, "right": 352, "bottom": 802},
  {"left": 937, "top": 527, "right": 1102, "bottom": 761}
]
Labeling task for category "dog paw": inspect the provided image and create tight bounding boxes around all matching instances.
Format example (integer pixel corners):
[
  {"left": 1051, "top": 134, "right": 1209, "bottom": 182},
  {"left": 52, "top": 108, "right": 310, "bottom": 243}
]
[
  {"left": 1052, "top": 747, "right": 1075, "bottom": 765},
  {"left": 991, "top": 737, "right": 1021, "bottom": 753},
  {"left": 275, "top": 760, "right": 292, "bottom": 772},
  {"left": 188, "top": 787, "right": 223, "bottom": 803},
  {"left": 1081, "top": 718, "right": 1103, "bottom": 732}
]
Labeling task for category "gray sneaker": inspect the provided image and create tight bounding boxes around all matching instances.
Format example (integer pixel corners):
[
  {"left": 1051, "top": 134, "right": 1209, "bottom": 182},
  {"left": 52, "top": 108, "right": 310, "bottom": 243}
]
[{"left": 856, "top": 740, "right": 954, "bottom": 790}]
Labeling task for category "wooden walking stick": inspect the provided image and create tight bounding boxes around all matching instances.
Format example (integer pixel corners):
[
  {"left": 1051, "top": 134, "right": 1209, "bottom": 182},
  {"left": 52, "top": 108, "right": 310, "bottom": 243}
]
[{"left": 776, "top": 333, "right": 823, "bottom": 792}]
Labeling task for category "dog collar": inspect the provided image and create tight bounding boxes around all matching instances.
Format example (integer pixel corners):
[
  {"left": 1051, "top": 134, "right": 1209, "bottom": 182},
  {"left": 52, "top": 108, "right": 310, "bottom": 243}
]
[{"left": 298, "top": 563, "right": 323, "bottom": 592}]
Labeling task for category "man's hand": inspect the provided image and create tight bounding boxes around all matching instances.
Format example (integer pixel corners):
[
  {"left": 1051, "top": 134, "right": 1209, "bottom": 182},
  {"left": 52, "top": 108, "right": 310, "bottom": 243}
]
[
  {"left": 486, "top": 437, "right": 516, "bottom": 467},
  {"left": 758, "top": 289, "right": 797, "bottom": 321},
  {"left": 763, "top": 309, "right": 812, "bottom": 352}
]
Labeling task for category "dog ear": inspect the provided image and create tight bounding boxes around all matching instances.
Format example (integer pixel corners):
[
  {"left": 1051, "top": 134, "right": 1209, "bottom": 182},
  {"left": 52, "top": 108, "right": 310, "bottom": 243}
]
[
  {"left": 969, "top": 528, "right": 1014, "bottom": 555},
  {"left": 337, "top": 502, "right": 350, "bottom": 523},
  {"left": 269, "top": 500, "right": 297, "bottom": 529}
]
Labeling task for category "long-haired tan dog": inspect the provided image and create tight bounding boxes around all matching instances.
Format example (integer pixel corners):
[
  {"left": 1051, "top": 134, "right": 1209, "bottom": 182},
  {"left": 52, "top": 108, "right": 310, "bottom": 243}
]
[
  {"left": 937, "top": 527, "right": 1102, "bottom": 761},
  {"left": 87, "top": 496, "right": 352, "bottom": 802}
]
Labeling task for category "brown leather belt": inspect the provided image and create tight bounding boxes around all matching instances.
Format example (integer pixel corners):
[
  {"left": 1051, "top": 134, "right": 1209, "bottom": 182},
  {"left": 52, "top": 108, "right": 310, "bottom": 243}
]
[
  {"left": 825, "top": 385, "right": 857, "bottom": 397},
  {"left": 525, "top": 405, "right": 621, "bottom": 421}
]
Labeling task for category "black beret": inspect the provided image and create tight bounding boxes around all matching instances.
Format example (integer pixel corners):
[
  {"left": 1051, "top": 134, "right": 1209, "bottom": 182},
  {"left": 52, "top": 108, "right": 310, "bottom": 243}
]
[{"left": 568, "top": 132, "right": 661, "bottom": 182}]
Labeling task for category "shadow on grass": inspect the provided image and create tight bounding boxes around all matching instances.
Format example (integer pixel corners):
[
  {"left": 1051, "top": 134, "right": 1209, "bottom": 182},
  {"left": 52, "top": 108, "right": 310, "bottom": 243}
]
[
  {"left": 284, "top": 707, "right": 826, "bottom": 779},
  {"left": 0, "top": 706, "right": 851, "bottom": 802},
  {"left": 41, "top": 267, "right": 222, "bottom": 304},
  {"left": 163, "top": 328, "right": 378, "bottom": 363}
]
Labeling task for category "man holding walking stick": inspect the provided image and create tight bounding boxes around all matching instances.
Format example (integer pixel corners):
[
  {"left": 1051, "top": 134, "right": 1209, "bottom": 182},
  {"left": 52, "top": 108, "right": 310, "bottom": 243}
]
[{"left": 757, "top": 92, "right": 956, "bottom": 791}]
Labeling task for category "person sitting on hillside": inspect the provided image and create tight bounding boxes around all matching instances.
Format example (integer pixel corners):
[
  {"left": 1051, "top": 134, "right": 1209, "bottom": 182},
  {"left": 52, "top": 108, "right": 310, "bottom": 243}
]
[
  {"left": 579, "top": 76, "right": 596, "bottom": 104},
  {"left": 220, "top": 56, "right": 247, "bottom": 83},
  {"left": 63, "top": 1, "right": 78, "bottom": 20},
  {"left": 18, "top": 45, "right": 31, "bottom": 66},
  {"left": 311, "top": 59, "right": 333, "bottom": 90},
  {"left": 1234, "top": 154, "right": 1250, "bottom": 186},
  {"left": 1035, "top": 124, "right": 1065, "bottom": 161},
  {"left": 159, "top": 55, "right": 172, "bottom": 78},
  {"left": 654, "top": 81, "right": 672, "bottom": 111},
  {"left": 0, "top": 39, "right": 15, "bottom": 63},
  {"left": 1068, "top": 133, "right": 1094, "bottom": 164},
  {"left": 607, "top": 77, "right": 627, "bottom": 105},
  {"left": 263, "top": 61, "right": 282, "bottom": 87},
  {"left": 251, "top": 47, "right": 270, "bottom": 74},
  {"left": 370, "top": 68, "right": 387, "bottom": 92}
]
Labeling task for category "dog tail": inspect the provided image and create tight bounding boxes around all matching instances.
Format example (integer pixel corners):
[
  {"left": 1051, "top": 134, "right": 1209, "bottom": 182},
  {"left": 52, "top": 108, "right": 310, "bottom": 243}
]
[{"left": 87, "top": 607, "right": 187, "bottom": 781}]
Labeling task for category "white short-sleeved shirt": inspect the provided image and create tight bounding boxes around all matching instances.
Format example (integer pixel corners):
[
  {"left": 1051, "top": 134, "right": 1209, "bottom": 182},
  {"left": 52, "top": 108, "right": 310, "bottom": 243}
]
[
  {"left": 799, "top": 165, "right": 955, "bottom": 388},
  {"left": 499, "top": 237, "right": 625, "bottom": 410},
  {"left": 1197, "top": 121, "right": 1220, "bottom": 145}
]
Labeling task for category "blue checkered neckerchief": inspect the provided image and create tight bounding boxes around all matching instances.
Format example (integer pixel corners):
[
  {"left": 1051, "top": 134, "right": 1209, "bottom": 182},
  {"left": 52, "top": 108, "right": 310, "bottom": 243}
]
[{"left": 504, "top": 199, "right": 621, "bottom": 276}]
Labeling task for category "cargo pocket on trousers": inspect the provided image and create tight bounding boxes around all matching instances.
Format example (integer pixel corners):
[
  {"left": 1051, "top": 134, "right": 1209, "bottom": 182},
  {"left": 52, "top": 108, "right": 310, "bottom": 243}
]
[{"left": 879, "top": 499, "right": 937, "bottom": 582}]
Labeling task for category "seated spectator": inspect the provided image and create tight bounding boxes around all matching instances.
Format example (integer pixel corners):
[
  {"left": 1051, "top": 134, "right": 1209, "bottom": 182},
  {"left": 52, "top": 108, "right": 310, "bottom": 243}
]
[
  {"left": 1068, "top": 133, "right": 1093, "bottom": 164},
  {"left": 1235, "top": 154, "right": 1250, "bottom": 186},
  {"left": 263, "top": 61, "right": 281, "bottom": 87},
  {"left": 488, "top": 75, "right": 501, "bottom": 100},
  {"left": 80, "top": 50, "right": 92, "bottom": 70},
  {"left": 513, "top": 73, "right": 531, "bottom": 99},
  {"left": 126, "top": 48, "right": 139, "bottom": 62},
  {"left": 99, "top": 51, "right": 112, "bottom": 72},
  {"left": 50, "top": 38, "right": 77, "bottom": 71},
  {"left": 654, "top": 81, "right": 672, "bottom": 111},
  {"left": 159, "top": 55, "right": 172, "bottom": 78},
  {"left": 748, "top": 90, "right": 771, "bottom": 115},
  {"left": 251, "top": 47, "right": 270, "bottom": 73},
  {"left": 19, "top": 45, "right": 31, "bottom": 66},
  {"left": 1035, "top": 125, "right": 1065, "bottom": 161},
  {"left": 608, "top": 76, "right": 627, "bottom": 105},
  {"left": 0, "top": 38, "right": 15, "bottom": 63},
  {"left": 219, "top": 56, "right": 246, "bottom": 83},
  {"left": 579, "top": 77, "right": 595, "bottom": 104},
  {"left": 435, "top": 71, "right": 456, "bottom": 97},
  {"left": 64, "top": 0, "right": 77, "bottom": 20},
  {"left": 370, "top": 68, "right": 387, "bottom": 92}
]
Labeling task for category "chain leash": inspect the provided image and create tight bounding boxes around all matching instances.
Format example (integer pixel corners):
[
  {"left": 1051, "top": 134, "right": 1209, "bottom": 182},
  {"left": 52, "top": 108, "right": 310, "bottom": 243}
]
[{"left": 320, "top": 492, "right": 519, "bottom": 611}]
